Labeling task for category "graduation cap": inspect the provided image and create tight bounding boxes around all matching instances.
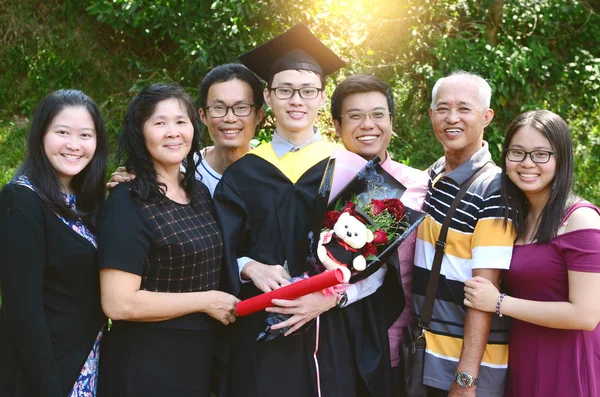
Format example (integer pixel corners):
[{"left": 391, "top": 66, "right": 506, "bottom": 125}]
[{"left": 238, "top": 23, "right": 346, "bottom": 83}]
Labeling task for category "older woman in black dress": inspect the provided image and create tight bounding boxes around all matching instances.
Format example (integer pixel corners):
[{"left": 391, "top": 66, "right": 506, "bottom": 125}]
[{"left": 97, "top": 83, "right": 239, "bottom": 396}]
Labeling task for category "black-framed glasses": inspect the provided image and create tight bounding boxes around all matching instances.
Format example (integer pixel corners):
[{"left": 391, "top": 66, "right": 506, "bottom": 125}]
[
  {"left": 270, "top": 87, "right": 323, "bottom": 100},
  {"left": 342, "top": 110, "right": 391, "bottom": 123},
  {"left": 205, "top": 104, "right": 254, "bottom": 118},
  {"left": 505, "top": 148, "right": 555, "bottom": 164}
]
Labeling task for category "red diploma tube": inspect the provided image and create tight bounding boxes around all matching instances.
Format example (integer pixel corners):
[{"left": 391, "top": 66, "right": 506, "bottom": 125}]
[{"left": 236, "top": 269, "right": 345, "bottom": 317}]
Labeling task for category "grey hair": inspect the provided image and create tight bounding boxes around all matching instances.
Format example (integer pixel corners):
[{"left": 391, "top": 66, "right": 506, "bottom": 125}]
[{"left": 430, "top": 71, "right": 492, "bottom": 109}]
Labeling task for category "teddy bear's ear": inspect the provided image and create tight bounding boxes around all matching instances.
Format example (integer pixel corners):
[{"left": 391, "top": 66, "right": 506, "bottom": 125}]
[{"left": 365, "top": 228, "right": 374, "bottom": 243}]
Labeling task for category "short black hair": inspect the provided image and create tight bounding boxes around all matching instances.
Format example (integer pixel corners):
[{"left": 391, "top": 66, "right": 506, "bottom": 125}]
[
  {"left": 118, "top": 83, "right": 202, "bottom": 203},
  {"left": 330, "top": 75, "right": 395, "bottom": 125},
  {"left": 199, "top": 63, "right": 264, "bottom": 111}
]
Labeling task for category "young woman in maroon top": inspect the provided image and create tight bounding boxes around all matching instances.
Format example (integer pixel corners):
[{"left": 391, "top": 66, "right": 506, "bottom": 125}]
[{"left": 464, "top": 110, "right": 600, "bottom": 397}]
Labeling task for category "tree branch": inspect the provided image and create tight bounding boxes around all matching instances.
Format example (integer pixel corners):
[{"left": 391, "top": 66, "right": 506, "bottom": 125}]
[{"left": 487, "top": 0, "right": 505, "bottom": 46}]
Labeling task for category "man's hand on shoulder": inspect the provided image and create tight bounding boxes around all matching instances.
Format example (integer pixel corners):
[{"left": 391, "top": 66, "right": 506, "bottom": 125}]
[
  {"left": 106, "top": 166, "right": 136, "bottom": 189},
  {"left": 241, "top": 260, "right": 291, "bottom": 293}
]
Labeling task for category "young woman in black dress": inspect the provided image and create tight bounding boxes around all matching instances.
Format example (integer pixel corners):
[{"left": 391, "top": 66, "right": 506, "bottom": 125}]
[
  {"left": 97, "top": 83, "right": 239, "bottom": 396},
  {"left": 0, "top": 89, "right": 108, "bottom": 396}
]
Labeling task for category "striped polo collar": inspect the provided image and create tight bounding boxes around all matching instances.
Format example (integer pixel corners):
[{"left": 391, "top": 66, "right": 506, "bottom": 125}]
[{"left": 434, "top": 141, "right": 493, "bottom": 185}]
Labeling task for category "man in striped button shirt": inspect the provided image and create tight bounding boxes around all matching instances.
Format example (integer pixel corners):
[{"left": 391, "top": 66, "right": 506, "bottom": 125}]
[{"left": 411, "top": 71, "right": 514, "bottom": 397}]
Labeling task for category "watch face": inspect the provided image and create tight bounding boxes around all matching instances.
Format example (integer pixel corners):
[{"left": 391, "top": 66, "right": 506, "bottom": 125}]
[
  {"left": 338, "top": 293, "right": 348, "bottom": 307},
  {"left": 456, "top": 372, "right": 475, "bottom": 387}
]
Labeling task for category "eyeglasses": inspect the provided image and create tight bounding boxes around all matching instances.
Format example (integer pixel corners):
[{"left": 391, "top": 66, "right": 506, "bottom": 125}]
[
  {"left": 342, "top": 110, "right": 391, "bottom": 123},
  {"left": 270, "top": 87, "right": 323, "bottom": 100},
  {"left": 431, "top": 106, "right": 483, "bottom": 116},
  {"left": 205, "top": 104, "right": 254, "bottom": 118},
  {"left": 505, "top": 149, "right": 555, "bottom": 164}
]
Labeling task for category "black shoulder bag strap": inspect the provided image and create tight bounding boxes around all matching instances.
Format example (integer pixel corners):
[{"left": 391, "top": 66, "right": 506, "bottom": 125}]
[{"left": 419, "top": 162, "right": 491, "bottom": 329}]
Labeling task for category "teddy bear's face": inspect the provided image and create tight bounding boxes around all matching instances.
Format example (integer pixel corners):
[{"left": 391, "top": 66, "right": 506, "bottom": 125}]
[{"left": 332, "top": 212, "right": 373, "bottom": 249}]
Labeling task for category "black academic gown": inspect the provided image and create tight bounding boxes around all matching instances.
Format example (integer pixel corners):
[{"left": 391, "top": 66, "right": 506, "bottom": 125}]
[{"left": 214, "top": 140, "right": 400, "bottom": 397}]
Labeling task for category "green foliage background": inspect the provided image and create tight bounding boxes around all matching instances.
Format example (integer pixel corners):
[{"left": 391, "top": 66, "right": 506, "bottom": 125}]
[{"left": 1, "top": 0, "right": 599, "bottom": 202}]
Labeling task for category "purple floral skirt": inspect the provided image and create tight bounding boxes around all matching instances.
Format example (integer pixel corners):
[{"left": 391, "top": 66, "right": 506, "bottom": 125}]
[{"left": 68, "top": 329, "right": 103, "bottom": 397}]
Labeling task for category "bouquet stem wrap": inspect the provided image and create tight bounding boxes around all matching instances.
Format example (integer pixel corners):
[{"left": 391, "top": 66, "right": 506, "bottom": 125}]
[{"left": 236, "top": 269, "right": 345, "bottom": 317}]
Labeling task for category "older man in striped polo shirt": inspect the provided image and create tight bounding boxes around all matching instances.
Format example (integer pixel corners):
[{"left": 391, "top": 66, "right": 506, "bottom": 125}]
[{"left": 411, "top": 71, "right": 514, "bottom": 397}]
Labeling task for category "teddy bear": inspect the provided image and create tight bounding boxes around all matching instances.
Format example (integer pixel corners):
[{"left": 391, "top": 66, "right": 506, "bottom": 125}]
[{"left": 317, "top": 211, "right": 374, "bottom": 282}]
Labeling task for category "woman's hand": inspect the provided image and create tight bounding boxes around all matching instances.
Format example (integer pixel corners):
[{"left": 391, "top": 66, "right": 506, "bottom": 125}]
[
  {"left": 463, "top": 276, "right": 501, "bottom": 313},
  {"left": 202, "top": 290, "right": 240, "bottom": 325}
]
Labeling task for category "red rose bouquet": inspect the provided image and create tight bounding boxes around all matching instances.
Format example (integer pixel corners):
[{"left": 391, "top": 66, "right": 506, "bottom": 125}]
[{"left": 308, "top": 155, "right": 425, "bottom": 283}]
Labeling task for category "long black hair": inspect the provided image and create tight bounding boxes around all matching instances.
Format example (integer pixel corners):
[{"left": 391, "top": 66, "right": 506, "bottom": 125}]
[
  {"left": 118, "top": 83, "right": 202, "bottom": 203},
  {"left": 500, "top": 110, "right": 574, "bottom": 243},
  {"left": 17, "top": 89, "right": 108, "bottom": 229}
]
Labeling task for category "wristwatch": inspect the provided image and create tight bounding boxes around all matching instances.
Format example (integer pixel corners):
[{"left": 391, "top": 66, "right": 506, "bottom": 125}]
[
  {"left": 336, "top": 292, "right": 348, "bottom": 308},
  {"left": 454, "top": 371, "right": 478, "bottom": 388}
]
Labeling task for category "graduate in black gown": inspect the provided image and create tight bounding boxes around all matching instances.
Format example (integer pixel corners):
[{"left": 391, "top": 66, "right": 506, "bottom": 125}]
[{"left": 213, "top": 24, "right": 399, "bottom": 397}]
